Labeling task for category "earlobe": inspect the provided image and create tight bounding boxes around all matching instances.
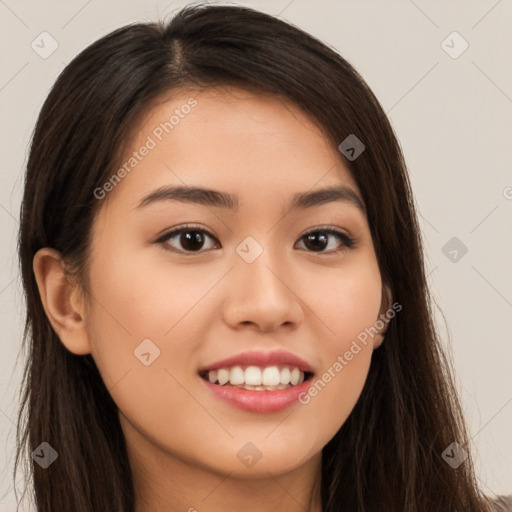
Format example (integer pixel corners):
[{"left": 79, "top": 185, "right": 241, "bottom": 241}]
[
  {"left": 374, "top": 284, "right": 393, "bottom": 349},
  {"left": 33, "top": 248, "right": 92, "bottom": 355}
]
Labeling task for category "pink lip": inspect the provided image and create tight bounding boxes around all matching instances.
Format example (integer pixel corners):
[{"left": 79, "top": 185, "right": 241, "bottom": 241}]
[
  {"left": 197, "top": 349, "right": 315, "bottom": 413},
  {"left": 198, "top": 377, "right": 313, "bottom": 413},
  {"left": 198, "top": 349, "right": 314, "bottom": 373}
]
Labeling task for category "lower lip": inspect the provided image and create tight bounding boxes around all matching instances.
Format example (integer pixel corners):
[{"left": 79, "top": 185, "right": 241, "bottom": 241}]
[{"left": 199, "top": 376, "right": 313, "bottom": 413}]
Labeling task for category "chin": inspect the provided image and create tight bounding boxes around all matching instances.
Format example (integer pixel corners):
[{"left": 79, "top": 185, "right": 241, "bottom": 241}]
[{"left": 198, "top": 433, "right": 323, "bottom": 478}]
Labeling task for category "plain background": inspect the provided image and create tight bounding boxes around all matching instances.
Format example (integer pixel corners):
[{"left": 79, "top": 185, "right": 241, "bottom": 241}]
[{"left": 0, "top": 0, "right": 510, "bottom": 509}]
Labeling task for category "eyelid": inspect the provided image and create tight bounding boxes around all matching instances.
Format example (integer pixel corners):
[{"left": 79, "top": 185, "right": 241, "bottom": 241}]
[
  {"left": 301, "top": 225, "right": 353, "bottom": 239},
  {"left": 154, "top": 223, "right": 219, "bottom": 245}
]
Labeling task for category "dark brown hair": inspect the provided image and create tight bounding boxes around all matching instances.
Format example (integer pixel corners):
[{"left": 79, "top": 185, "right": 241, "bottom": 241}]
[{"left": 15, "top": 3, "right": 504, "bottom": 511}]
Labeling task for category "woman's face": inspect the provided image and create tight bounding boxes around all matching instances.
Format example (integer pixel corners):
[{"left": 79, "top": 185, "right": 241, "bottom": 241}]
[{"left": 79, "top": 87, "right": 385, "bottom": 479}]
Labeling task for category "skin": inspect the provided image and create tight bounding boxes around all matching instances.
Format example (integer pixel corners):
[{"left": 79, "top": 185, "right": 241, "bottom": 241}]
[{"left": 34, "top": 86, "right": 390, "bottom": 512}]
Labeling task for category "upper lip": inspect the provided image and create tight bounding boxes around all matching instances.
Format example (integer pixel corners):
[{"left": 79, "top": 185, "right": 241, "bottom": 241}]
[{"left": 198, "top": 349, "right": 314, "bottom": 374}]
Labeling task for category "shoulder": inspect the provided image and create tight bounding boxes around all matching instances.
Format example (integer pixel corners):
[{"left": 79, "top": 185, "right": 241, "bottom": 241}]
[{"left": 491, "top": 494, "right": 512, "bottom": 511}]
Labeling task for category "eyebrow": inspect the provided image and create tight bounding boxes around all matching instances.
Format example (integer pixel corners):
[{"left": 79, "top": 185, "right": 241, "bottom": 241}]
[{"left": 137, "top": 184, "right": 366, "bottom": 214}]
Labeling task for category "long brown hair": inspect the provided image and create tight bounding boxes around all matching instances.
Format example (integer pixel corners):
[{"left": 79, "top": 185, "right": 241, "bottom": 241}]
[{"left": 15, "top": 4, "right": 500, "bottom": 511}]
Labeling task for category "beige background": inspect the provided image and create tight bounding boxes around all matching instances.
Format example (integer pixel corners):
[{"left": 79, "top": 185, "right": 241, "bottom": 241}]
[{"left": 1, "top": 0, "right": 511, "bottom": 509}]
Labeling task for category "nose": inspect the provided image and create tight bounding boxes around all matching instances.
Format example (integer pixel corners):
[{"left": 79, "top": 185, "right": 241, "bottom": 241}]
[{"left": 222, "top": 245, "right": 304, "bottom": 333}]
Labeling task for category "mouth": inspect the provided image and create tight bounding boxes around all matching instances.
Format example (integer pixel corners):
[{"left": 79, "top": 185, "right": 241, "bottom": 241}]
[
  {"left": 197, "top": 350, "right": 316, "bottom": 412},
  {"left": 198, "top": 365, "right": 315, "bottom": 391}
]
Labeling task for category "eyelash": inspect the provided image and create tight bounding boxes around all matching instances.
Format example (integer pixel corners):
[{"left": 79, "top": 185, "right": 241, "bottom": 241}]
[{"left": 155, "top": 224, "right": 357, "bottom": 255}]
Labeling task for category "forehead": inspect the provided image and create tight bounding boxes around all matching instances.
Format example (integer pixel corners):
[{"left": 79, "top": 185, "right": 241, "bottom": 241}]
[{"left": 105, "top": 86, "right": 361, "bottom": 211}]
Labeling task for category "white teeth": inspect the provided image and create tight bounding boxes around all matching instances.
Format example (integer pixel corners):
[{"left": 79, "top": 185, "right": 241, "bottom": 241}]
[
  {"left": 280, "top": 367, "right": 291, "bottom": 385},
  {"left": 244, "top": 366, "right": 261, "bottom": 386},
  {"left": 203, "top": 365, "right": 307, "bottom": 389},
  {"left": 217, "top": 368, "right": 230, "bottom": 385},
  {"left": 229, "top": 366, "right": 245, "bottom": 385},
  {"left": 262, "top": 366, "right": 281, "bottom": 386}
]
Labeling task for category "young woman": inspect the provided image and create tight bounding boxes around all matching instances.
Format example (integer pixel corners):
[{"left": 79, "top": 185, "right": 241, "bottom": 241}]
[{"left": 14, "top": 3, "right": 511, "bottom": 511}]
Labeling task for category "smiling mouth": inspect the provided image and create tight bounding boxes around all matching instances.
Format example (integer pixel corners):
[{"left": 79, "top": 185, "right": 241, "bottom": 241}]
[{"left": 198, "top": 365, "right": 315, "bottom": 391}]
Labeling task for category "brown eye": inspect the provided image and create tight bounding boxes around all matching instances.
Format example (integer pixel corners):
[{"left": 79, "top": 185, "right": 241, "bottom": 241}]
[
  {"left": 157, "top": 226, "right": 219, "bottom": 253},
  {"left": 296, "top": 229, "right": 355, "bottom": 254},
  {"left": 179, "top": 231, "right": 207, "bottom": 251},
  {"left": 303, "top": 232, "right": 329, "bottom": 251}
]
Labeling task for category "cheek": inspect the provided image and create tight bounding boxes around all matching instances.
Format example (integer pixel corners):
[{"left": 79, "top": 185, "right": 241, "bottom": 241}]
[
  {"left": 305, "top": 252, "right": 383, "bottom": 349},
  {"left": 85, "top": 244, "right": 223, "bottom": 350},
  {"left": 83, "top": 244, "right": 231, "bottom": 419},
  {"left": 82, "top": 250, "right": 217, "bottom": 450},
  {"left": 295, "top": 254, "right": 382, "bottom": 431},
  {"left": 81, "top": 247, "right": 191, "bottom": 390}
]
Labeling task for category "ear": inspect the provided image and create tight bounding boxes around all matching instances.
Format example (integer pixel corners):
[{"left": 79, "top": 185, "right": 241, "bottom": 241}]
[
  {"left": 373, "top": 283, "right": 392, "bottom": 349},
  {"left": 33, "top": 248, "right": 92, "bottom": 355}
]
